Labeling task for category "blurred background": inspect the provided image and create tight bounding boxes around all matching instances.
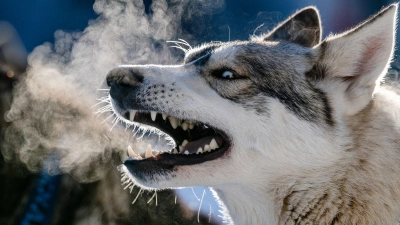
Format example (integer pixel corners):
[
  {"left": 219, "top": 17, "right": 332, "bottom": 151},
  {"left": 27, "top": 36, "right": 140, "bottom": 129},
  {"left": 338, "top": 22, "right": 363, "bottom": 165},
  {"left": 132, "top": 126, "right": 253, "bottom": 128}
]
[{"left": 0, "top": 0, "right": 398, "bottom": 225}]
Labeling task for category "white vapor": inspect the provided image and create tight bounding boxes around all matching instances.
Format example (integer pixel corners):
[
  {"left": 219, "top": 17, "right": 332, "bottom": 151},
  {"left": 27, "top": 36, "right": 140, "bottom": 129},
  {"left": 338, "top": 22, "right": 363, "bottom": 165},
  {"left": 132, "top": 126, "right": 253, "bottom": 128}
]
[{"left": 1, "top": 0, "right": 225, "bottom": 182}]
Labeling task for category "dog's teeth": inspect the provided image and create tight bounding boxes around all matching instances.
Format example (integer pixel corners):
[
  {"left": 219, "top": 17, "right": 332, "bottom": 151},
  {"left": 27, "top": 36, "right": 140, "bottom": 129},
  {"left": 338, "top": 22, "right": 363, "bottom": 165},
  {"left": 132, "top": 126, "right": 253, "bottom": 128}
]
[
  {"left": 204, "top": 144, "right": 211, "bottom": 152},
  {"left": 172, "top": 148, "right": 178, "bottom": 154},
  {"left": 181, "top": 122, "right": 189, "bottom": 130},
  {"left": 210, "top": 139, "right": 219, "bottom": 150},
  {"left": 189, "top": 122, "right": 194, "bottom": 129},
  {"left": 136, "top": 155, "right": 143, "bottom": 160},
  {"left": 197, "top": 148, "right": 203, "bottom": 154},
  {"left": 184, "top": 150, "right": 189, "bottom": 155},
  {"left": 145, "top": 144, "right": 154, "bottom": 158},
  {"left": 162, "top": 113, "right": 167, "bottom": 120},
  {"left": 179, "top": 146, "right": 183, "bottom": 151},
  {"left": 129, "top": 110, "right": 136, "bottom": 121},
  {"left": 128, "top": 145, "right": 137, "bottom": 158},
  {"left": 182, "top": 140, "right": 188, "bottom": 147},
  {"left": 168, "top": 117, "right": 179, "bottom": 129},
  {"left": 150, "top": 111, "right": 157, "bottom": 121}
]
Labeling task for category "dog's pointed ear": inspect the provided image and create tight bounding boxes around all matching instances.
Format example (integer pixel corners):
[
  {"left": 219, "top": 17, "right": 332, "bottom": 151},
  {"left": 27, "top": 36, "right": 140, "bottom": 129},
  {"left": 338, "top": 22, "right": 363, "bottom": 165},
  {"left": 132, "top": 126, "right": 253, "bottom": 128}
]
[
  {"left": 309, "top": 4, "right": 397, "bottom": 116},
  {"left": 263, "top": 7, "right": 321, "bottom": 47}
]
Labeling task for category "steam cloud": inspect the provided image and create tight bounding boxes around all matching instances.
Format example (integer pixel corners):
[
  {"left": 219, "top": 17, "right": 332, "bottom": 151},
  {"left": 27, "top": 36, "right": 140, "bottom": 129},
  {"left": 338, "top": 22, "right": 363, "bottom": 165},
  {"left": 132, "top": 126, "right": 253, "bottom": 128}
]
[{"left": 1, "top": 0, "right": 226, "bottom": 182}]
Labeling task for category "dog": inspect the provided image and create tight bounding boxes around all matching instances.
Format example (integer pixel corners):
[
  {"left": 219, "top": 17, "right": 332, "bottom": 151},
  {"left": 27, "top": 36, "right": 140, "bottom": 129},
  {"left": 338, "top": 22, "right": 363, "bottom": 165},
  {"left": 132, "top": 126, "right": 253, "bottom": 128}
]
[{"left": 105, "top": 4, "right": 400, "bottom": 224}]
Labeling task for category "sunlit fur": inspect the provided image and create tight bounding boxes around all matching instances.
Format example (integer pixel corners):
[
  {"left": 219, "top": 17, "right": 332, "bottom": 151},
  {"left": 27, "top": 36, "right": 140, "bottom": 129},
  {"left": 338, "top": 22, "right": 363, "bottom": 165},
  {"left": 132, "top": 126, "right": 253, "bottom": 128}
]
[{"left": 110, "top": 4, "right": 400, "bottom": 224}]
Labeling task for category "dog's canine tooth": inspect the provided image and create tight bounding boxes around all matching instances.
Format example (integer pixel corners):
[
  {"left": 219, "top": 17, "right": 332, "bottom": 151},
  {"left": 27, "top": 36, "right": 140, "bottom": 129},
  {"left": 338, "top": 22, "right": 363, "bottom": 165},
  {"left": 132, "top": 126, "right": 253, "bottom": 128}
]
[
  {"left": 197, "top": 148, "right": 203, "bottom": 154},
  {"left": 181, "top": 122, "right": 189, "bottom": 130},
  {"left": 210, "top": 139, "right": 219, "bottom": 150},
  {"left": 145, "top": 144, "right": 154, "bottom": 158},
  {"left": 129, "top": 110, "right": 136, "bottom": 121},
  {"left": 168, "top": 117, "right": 179, "bottom": 129},
  {"left": 128, "top": 145, "right": 137, "bottom": 158},
  {"left": 172, "top": 148, "right": 178, "bottom": 154},
  {"left": 182, "top": 140, "right": 188, "bottom": 147},
  {"left": 161, "top": 113, "right": 167, "bottom": 120},
  {"left": 184, "top": 150, "right": 189, "bottom": 155},
  {"left": 150, "top": 111, "right": 157, "bottom": 121},
  {"left": 179, "top": 146, "right": 183, "bottom": 151},
  {"left": 204, "top": 144, "right": 211, "bottom": 152}
]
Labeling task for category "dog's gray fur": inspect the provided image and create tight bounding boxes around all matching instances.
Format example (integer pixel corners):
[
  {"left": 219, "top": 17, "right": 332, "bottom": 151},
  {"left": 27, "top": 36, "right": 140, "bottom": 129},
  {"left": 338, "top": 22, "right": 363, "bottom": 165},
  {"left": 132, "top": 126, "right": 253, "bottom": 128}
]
[{"left": 107, "top": 4, "right": 400, "bottom": 224}]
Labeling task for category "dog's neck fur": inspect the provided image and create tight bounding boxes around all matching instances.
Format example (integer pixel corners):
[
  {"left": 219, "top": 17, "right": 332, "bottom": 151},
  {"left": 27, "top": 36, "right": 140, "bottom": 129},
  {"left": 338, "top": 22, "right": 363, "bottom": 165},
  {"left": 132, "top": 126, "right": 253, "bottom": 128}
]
[{"left": 216, "top": 88, "right": 400, "bottom": 224}]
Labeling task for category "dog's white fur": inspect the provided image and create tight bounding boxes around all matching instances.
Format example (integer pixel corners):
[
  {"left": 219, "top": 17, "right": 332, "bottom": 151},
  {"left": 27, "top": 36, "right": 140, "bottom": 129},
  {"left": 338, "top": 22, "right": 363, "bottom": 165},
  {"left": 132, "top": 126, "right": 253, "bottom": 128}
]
[{"left": 109, "top": 4, "right": 400, "bottom": 224}]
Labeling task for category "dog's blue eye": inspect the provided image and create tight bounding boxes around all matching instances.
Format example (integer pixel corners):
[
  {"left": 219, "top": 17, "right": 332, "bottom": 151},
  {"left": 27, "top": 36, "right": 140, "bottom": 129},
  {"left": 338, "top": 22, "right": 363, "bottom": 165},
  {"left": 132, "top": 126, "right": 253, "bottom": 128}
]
[{"left": 221, "top": 71, "right": 233, "bottom": 79}]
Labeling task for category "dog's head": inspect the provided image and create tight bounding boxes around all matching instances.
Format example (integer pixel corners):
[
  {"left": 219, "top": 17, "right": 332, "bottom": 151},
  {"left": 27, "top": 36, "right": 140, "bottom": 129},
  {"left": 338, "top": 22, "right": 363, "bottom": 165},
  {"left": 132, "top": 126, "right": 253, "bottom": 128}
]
[{"left": 106, "top": 5, "right": 397, "bottom": 189}]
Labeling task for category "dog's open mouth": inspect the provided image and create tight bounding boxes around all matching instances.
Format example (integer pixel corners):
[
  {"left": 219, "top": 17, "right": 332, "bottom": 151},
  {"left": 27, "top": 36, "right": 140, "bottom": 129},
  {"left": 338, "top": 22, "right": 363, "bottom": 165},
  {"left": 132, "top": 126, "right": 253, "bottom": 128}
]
[{"left": 118, "top": 109, "right": 231, "bottom": 168}]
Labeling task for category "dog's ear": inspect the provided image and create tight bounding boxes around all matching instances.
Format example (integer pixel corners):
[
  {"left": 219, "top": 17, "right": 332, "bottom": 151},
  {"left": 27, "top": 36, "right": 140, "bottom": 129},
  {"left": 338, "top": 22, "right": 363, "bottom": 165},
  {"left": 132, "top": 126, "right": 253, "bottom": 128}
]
[
  {"left": 310, "top": 4, "right": 397, "bottom": 116},
  {"left": 263, "top": 7, "right": 321, "bottom": 47}
]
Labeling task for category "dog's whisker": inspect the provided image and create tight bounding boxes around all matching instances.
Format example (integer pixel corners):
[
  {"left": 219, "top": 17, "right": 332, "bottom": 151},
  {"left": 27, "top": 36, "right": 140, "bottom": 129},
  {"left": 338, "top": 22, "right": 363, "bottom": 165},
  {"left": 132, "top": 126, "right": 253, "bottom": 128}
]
[
  {"left": 129, "top": 184, "right": 135, "bottom": 193},
  {"left": 136, "top": 127, "right": 147, "bottom": 140},
  {"left": 121, "top": 173, "right": 129, "bottom": 182},
  {"left": 132, "top": 188, "right": 143, "bottom": 205},
  {"left": 168, "top": 40, "right": 191, "bottom": 50},
  {"left": 133, "top": 127, "right": 140, "bottom": 136},
  {"left": 169, "top": 39, "right": 191, "bottom": 48},
  {"left": 170, "top": 45, "right": 188, "bottom": 53},
  {"left": 111, "top": 115, "right": 118, "bottom": 124},
  {"left": 191, "top": 187, "right": 200, "bottom": 201},
  {"left": 101, "top": 113, "right": 116, "bottom": 124},
  {"left": 177, "top": 39, "right": 192, "bottom": 49},
  {"left": 125, "top": 123, "right": 130, "bottom": 131},
  {"left": 208, "top": 204, "right": 213, "bottom": 223},
  {"left": 96, "top": 97, "right": 110, "bottom": 103},
  {"left": 123, "top": 181, "right": 133, "bottom": 190},
  {"left": 147, "top": 190, "right": 157, "bottom": 205},
  {"left": 253, "top": 23, "right": 264, "bottom": 36},
  {"left": 122, "top": 178, "right": 130, "bottom": 185},
  {"left": 91, "top": 98, "right": 110, "bottom": 109},
  {"left": 197, "top": 188, "right": 206, "bottom": 223},
  {"left": 95, "top": 109, "right": 113, "bottom": 116},
  {"left": 95, "top": 104, "right": 112, "bottom": 113},
  {"left": 110, "top": 116, "right": 120, "bottom": 131},
  {"left": 166, "top": 40, "right": 184, "bottom": 45},
  {"left": 167, "top": 41, "right": 188, "bottom": 50},
  {"left": 173, "top": 42, "right": 187, "bottom": 50},
  {"left": 228, "top": 26, "right": 230, "bottom": 41}
]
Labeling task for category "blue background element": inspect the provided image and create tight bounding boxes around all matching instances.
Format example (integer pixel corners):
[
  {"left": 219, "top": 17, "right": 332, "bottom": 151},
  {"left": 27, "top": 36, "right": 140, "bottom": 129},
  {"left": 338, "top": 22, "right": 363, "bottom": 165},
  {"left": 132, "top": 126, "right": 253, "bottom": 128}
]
[{"left": 0, "top": 0, "right": 396, "bottom": 52}]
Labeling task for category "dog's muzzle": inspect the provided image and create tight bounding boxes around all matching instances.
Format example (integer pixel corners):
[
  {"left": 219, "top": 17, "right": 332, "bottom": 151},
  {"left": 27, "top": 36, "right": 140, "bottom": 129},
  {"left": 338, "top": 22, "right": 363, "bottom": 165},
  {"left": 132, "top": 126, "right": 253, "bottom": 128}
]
[{"left": 106, "top": 67, "right": 143, "bottom": 109}]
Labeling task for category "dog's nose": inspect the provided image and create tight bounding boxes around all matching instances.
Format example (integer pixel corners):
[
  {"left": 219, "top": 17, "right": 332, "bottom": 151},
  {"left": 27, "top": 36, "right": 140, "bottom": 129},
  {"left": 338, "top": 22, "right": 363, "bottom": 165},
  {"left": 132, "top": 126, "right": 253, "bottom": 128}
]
[{"left": 106, "top": 67, "right": 144, "bottom": 87}]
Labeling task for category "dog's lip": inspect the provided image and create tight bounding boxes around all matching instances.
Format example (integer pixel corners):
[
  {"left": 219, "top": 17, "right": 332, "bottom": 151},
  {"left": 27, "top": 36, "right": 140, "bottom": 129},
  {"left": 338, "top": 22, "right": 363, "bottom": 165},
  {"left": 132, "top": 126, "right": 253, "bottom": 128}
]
[
  {"left": 122, "top": 142, "right": 231, "bottom": 178},
  {"left": 119, "top": 143, "right": 232, "bottom": 184}
]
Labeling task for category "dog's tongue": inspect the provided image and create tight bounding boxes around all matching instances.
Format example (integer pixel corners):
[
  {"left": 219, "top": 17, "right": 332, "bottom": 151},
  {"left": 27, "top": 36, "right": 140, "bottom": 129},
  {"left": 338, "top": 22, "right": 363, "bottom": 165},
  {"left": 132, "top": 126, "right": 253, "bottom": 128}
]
[{"left": 179, "top": 136, "right": 223, "bottom": 154}]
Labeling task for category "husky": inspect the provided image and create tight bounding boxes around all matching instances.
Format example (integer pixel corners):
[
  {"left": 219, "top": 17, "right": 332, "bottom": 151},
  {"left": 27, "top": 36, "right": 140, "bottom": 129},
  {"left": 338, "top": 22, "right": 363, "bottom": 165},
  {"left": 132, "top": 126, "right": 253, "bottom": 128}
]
[{"left": 105, "top": 4, "right": 400, "bottom": 224}]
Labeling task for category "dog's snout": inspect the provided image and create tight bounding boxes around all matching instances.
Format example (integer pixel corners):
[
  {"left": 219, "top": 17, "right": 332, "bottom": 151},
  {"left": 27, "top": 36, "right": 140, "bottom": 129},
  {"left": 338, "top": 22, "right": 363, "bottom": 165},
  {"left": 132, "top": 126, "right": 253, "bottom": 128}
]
[{"left": 106, "top": 67, "right": 144, "bottom": 87}]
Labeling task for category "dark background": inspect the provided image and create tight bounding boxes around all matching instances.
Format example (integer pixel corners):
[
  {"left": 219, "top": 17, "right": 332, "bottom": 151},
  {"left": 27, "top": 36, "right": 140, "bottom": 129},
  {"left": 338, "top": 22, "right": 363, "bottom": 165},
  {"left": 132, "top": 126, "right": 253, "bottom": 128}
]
[{"left": 0, "top": 0, "right": 396, "bottom": 52}]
